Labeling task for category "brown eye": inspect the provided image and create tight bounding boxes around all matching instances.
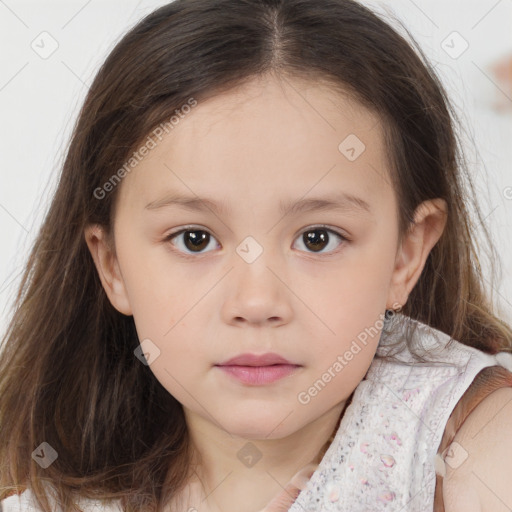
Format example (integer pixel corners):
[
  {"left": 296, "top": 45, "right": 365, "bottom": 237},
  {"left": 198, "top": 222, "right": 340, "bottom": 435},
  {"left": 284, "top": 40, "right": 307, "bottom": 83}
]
[
  {"left": 293, "top": 227, "right": 347, "bottom": 255},
  {"left": 182, "top": 230, "right": 210, "bottom": 252},
  {"left": 166, "top": 229, "right": 218, "bottom": 255},
  {"left": 165, "top": 225, "right": 348, "bottom": 258},
  {"left": 303, "top": 229, "right": 329, "bottom": 252}
]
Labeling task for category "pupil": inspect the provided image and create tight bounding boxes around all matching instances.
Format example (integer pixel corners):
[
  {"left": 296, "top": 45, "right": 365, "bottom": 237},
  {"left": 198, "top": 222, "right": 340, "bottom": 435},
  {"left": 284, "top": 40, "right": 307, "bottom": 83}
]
[
  {"left": 182, "top": 229, "right": 328, "bottom": 253},
  {"left": 185, "top": 230, "right": 209, "bottom": 252},
  {"left": 304, "top": 229, "right": 328, "bottom": 252}
]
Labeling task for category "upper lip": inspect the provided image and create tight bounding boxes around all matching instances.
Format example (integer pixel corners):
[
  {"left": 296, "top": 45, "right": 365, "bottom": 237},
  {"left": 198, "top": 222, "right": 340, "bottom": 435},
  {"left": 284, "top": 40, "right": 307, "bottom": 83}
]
[{"left": 216, "top": 352, "right": 299, "bottom": 366}]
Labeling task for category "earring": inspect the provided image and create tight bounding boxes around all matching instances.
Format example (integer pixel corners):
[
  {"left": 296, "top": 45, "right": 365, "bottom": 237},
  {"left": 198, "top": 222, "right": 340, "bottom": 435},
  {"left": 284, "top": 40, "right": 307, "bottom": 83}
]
[{"left": 385, "top": 304, "right": 402, "bottom": 320}]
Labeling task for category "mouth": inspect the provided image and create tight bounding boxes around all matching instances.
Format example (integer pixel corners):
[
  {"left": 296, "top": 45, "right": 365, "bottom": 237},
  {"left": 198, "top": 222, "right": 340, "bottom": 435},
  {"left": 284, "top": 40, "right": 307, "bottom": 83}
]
[
  {"left": 214, "top": 352, "right": 302, "bottom": 385},
  {"left": 214, "top": 363, "right": 301, "bottom": 385},
  {"left": 216, "top": 352, "right": 299, "bottom": 367}
]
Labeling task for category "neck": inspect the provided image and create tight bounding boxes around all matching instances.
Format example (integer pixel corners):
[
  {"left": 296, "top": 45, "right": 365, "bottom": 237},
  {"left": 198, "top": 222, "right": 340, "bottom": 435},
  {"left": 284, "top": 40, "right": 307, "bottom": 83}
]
[{"left": 177, "top": 401, "right": 347, "bottom": 512}]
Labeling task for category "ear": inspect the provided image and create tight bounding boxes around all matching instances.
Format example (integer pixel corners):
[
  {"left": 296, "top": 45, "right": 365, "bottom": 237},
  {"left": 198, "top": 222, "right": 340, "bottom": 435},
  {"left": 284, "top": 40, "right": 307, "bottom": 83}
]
[
  {"left": 386, "top": 198, "right": 448, "bottom": 309},
  {"left": 84, "top": 224, "right": 133, "bottom": 316}
]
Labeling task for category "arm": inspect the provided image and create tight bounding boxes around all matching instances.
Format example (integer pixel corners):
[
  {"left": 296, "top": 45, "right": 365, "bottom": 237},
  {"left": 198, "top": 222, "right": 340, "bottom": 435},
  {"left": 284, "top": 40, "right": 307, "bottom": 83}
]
[{"left": 442, "top": 387, "right": 512, "bottom": 512}]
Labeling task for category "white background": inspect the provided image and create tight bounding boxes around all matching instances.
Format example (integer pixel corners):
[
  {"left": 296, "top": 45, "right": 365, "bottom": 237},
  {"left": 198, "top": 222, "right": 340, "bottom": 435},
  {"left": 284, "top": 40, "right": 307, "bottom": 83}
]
[{"left": 1, "top": 0, "right": 512, "bottom": 339}]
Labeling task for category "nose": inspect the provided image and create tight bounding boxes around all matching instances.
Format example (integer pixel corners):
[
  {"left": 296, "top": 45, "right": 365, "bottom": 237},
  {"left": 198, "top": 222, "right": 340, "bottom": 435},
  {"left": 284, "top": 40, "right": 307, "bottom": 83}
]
[{"left": 220, "top": 253, "right": 293, "bottom": 327}]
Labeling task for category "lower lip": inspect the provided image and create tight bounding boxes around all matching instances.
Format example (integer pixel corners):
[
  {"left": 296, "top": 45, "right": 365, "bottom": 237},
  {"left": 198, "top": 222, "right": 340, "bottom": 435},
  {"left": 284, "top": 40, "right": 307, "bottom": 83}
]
[{"left": 215, "top": 364, "right": 301, "bottom": 385}]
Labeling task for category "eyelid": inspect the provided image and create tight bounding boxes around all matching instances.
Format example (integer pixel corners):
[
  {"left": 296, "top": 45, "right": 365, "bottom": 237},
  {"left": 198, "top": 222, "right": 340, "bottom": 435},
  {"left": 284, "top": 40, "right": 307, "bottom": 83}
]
[
  {"left": 292, "top": 224, "right": 351, "bottom": 258},
  {"left": 293, "top": 224, "right": 351, "bottom": 242},
  {"left": 163, "top": 224, "right": 351, "bottom": 258},
  {"left": 163, "top": 224, "right": 220, "bottom": 259}
]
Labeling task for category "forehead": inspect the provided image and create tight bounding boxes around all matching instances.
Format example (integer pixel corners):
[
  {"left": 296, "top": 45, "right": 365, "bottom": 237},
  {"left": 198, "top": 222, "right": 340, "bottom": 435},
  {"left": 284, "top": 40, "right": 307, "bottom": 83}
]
[{"left": 116, "top": 74, "right": 393, "bottom": 217}]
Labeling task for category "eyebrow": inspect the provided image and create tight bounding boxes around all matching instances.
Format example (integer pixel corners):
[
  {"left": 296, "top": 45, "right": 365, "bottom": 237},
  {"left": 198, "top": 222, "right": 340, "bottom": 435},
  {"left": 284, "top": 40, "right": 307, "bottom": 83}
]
[{"left": 144, "top": 191, "right": 372, "bottom": 216}]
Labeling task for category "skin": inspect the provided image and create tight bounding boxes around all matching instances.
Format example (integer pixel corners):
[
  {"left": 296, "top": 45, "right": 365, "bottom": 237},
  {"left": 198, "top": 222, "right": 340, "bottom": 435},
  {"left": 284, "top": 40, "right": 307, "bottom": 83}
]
[{"left": 85, "top": 72, "right": 447, "bottom": 512}]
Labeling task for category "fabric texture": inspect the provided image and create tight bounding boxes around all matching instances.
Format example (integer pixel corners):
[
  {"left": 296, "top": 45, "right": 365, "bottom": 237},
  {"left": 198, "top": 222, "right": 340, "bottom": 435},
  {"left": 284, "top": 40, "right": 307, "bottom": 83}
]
[
  {"left": 2, "top": 313, "right": 512, "bottom": 512},
  {"left": 0, "top": 490, "right": 122, "bottom": 512}
]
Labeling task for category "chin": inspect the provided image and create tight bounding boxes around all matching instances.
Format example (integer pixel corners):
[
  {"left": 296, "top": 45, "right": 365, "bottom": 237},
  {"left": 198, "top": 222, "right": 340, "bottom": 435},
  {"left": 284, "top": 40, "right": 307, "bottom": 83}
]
[{"left": 221, "top": 417, "right": 300, "bottom": 441}]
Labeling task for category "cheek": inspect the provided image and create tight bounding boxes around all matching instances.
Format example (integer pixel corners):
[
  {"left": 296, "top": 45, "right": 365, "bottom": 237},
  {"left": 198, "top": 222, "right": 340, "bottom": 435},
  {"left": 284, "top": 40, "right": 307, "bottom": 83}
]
[
  {"left": 116, "top": 240, "right": 208, "bottom": 338},
  {"left": 115, "top": 235, "right": 188, "bottom": 327},
  {"left": 312, "top": 238, "right": 397, "bottom": 327},
  {"left": 301, "top": 308, "right": 385, "bottom": 411},
  {"left": 131, "top": 314, "right": 205, "bottom": 405},
  {"left": 306, "top": 233, "right": 397, "bottom": 381}
]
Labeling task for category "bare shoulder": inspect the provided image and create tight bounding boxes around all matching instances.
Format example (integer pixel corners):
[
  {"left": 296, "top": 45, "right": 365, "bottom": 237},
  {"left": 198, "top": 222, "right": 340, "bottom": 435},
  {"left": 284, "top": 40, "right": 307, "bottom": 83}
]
[{"left": 442, "top": 386, "right": 512, "bottom": 512}]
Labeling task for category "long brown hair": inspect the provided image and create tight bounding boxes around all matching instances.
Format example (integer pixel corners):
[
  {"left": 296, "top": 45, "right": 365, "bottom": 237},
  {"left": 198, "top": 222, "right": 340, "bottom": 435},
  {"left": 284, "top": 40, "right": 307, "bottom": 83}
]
[{"left": 1, "top": 0, "right": 511, "bottom": 510}]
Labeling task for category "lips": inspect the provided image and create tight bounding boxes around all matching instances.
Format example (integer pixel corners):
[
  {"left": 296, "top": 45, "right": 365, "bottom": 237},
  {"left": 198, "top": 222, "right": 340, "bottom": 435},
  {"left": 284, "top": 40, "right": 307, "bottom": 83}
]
[{"left": 215, "top": 352, "right": 299, "bottom": 367}]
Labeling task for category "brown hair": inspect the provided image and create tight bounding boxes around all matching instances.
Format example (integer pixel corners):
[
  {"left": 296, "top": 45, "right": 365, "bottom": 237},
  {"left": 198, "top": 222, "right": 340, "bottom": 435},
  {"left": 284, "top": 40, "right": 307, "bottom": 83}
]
[{"left": 1, "top": 0, "right": 511, "bottom": 510}]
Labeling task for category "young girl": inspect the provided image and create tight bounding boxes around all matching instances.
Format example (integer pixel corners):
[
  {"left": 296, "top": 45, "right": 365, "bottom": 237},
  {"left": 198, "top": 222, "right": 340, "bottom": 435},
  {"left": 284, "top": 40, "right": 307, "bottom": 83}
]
[{"left": 1, "top": 0, "right": 511, "bottom": 511}]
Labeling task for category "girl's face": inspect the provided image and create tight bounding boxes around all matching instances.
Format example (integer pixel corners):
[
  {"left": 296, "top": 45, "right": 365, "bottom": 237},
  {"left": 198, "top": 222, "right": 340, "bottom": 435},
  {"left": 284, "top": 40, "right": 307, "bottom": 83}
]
[{"left": 86, "top": 74, "right": 446, "bottom": 440}]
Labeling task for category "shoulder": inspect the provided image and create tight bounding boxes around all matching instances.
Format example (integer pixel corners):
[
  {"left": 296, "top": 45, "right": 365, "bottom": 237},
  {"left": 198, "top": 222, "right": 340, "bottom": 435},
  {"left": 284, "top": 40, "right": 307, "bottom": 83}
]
[{"left": 442, "top": 386, "right": 512, "bottom": 512}]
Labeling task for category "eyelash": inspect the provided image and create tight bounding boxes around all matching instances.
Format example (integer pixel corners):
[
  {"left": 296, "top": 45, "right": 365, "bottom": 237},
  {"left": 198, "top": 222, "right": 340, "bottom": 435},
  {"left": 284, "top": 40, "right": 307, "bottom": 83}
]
[{"left": 162, "top": 225, "right": 350, "bottom": 259}]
